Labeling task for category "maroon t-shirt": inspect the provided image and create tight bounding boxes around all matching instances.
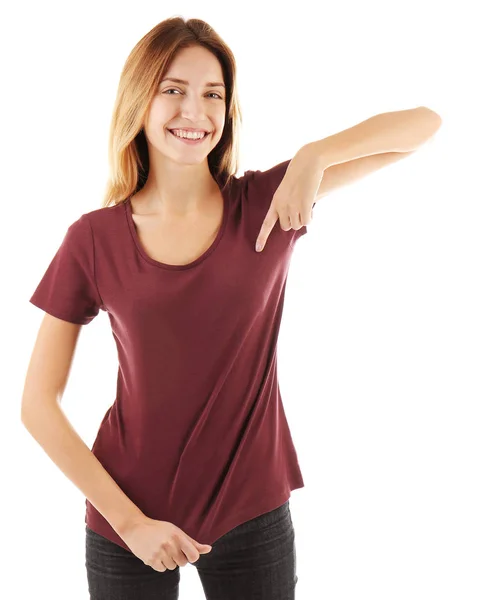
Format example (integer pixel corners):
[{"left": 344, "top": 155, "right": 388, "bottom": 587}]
[{"left": 29, "top": 159, "right": 310, "bottom": 551}]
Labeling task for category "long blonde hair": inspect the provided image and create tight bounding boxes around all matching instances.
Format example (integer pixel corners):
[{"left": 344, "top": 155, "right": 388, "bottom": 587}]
[{"left": 101, "top": 16, "right": 243, "bottom": 208}]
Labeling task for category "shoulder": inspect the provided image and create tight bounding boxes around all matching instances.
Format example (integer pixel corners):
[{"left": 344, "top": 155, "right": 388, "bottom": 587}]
[
  {"left": 58, "top": 203, "right": 125, "bottom": 254},
  {"left": 238, "top": 159, "right": 292, "bottom": 208},
  {"left": 245, "top": 159, "right": 292, "bottom": 180},
  {"left": 79, "top": 201, "right": 126, "bottom": 232},
  {"left": 242, "top": 159, "right": 292, "bottom": 191}
]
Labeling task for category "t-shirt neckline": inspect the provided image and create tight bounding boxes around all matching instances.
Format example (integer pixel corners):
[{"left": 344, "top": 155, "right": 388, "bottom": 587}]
[{"left": 124, "top": 182, "right": 230, "bottom": 271}]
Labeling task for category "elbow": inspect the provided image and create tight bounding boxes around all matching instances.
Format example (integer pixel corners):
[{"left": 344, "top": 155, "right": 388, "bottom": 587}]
[
  {"left": 21, "top": 393, "right": 60, "bottom": 425},
  {"left": 21, "top": 402, "right": 36, "bottom": 427},
  {"left": 419, "top": 105, "right": 443, "bottom": 126}
]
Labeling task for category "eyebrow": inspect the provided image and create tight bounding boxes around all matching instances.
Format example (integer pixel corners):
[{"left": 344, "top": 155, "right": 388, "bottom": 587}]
[{"left": 161, "top": 77, "right": 225, "bottom": 88}]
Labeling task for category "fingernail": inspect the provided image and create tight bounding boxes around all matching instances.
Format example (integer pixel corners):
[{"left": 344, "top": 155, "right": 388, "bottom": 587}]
[{"left": 256, "top": 241, "right": 263, "bottom": 252}]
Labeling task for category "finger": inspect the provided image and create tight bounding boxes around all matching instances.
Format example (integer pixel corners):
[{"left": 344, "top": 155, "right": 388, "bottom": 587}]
[
  {"left": 170, "top": 548, "right": 190, "bottom": 567},
  {"left": 159, "top": 549, "right": 178, "bottom": 570},
  {"left": 256, "top": 206, "right": 278, "bottom": 252},
  {"left": 181, "top": 536, "right": 204, "bottom": 563},
  {"left": 152, "top": 560, "right": 167, "bottom": 573},
  {"left": 288, "top": 210, "right": 302, "bottom": 230},
  {"left": 187, "top": 533, "right": 211, "bottom": 550},
  {"left": 278, "top": 211, "right": 293, "bottom": 231},
  {"left": 169, "top": 539, "right": 191, "bottom": 567}
]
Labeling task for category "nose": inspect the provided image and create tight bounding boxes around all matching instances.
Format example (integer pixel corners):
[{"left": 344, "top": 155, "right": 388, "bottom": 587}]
[{"left": 179, "top": 94, "right": 208, "bottom": 122}]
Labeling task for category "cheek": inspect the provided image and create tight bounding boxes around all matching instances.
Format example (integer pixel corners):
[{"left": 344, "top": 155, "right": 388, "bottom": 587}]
[
  {"left": 213, "top": 114, "right": 226, "bottom": 134},
  {"left": 146, "top": 99, "right": 171, "bottom": 125}
]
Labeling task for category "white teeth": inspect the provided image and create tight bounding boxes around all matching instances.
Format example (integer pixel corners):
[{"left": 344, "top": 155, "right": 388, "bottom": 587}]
[{"left": 171, "top": 129, "right": 207, "bottom": 140}]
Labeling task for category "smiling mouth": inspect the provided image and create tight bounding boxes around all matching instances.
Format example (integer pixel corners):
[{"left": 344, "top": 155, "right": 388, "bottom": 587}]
[
  {"left": 167, "top": 129, "right": 211, "bottom": 137},
  {"left": 167, "top": 130, "right": 212, "bottom": 145}
]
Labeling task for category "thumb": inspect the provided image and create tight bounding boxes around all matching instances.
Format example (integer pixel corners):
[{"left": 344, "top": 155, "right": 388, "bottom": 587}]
[
  {"left": 188, "top": 535, "right": 211, "bottom": 550},
  {"left": 186, "top": 532, "right": 212, "bottom": 550},
  {"left": 196, "top": 540, "right": 212, "bottom": 550}
]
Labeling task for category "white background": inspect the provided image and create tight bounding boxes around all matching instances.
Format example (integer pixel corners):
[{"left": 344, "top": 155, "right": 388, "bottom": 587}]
[{"left": 3, "top": 0, "right": 478, "bottom": 598}]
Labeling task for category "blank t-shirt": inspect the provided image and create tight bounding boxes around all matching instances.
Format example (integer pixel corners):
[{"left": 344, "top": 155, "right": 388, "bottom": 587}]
[{"left": 29, "top": 159, "right": 311, "bottom": 552}]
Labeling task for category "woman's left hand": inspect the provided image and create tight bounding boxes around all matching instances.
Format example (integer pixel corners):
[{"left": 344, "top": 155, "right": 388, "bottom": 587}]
[{"left": 255, "top": 153, "right": 324, "bottom": 252}]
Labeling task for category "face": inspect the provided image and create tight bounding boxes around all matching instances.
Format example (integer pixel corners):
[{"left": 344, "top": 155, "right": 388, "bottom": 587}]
[{"left": 143, "top": 45, "right": 226, "bottom": 165}]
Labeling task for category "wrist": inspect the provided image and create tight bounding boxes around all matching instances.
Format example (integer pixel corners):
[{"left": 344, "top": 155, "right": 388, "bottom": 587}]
[
  {"left": 113, "top": 508, "right": 147, "bottom": 538},
  {"left": 295, "top": 142, "right": 329, "bottom": 172}
]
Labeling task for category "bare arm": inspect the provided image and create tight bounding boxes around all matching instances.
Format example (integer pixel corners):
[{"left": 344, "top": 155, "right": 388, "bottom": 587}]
[{"left": 21, "top": 314, "right": 144, "bottom": 537}]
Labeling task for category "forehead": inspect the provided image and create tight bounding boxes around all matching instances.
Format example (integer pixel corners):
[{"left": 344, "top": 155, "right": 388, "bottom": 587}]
[{"left": 162, "top": 46, "right": 224, "bottom": 85}]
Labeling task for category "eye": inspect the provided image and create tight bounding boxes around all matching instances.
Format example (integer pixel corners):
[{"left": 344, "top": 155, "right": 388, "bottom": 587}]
[{"left": 163, "top": 89, "right": 222, "bottom": 99}]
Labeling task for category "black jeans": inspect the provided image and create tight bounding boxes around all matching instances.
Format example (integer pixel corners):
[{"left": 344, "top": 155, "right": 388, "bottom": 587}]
[{"left": 85, "top": 499, "right": 298, "bottom": 599}]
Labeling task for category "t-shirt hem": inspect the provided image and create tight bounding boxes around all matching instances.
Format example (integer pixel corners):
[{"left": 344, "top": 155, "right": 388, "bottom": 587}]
[
  {"left": 202, "top": 483, "right": 304, "bottom": 546},
  {"left": 29, "top": 297, "right": 90, "bottom": 325},
  {"left": 84, "top": 484, "right": 304, "bottom": 553}
]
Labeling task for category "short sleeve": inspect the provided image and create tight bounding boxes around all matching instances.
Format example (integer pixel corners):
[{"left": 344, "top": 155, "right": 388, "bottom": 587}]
[
  {"left": 245, "top": 159, "right": 313, "bottom": 243},
  {"left": 29, "top": 214, "right": 104, "bottom": 325}
]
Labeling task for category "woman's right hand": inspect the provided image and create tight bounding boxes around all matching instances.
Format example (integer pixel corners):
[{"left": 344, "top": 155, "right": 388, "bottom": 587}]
[{"left": 120, "top": 515, "right": 212, "bottom": 572}]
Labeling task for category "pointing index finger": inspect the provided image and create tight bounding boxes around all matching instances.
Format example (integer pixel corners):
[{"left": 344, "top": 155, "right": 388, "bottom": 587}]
[{"left": 256, "top": 207, "right": 278, "bottom": 252}]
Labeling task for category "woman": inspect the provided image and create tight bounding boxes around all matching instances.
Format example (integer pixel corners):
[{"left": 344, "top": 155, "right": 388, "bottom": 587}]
[{"left": 21, "top": 15, "right": 441, "bottom": 600}]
